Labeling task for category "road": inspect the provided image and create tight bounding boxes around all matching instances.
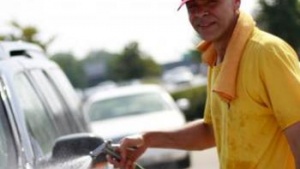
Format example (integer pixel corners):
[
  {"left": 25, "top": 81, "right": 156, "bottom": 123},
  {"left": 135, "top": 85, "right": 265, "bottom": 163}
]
[{"left": 188, "top": 148, "right": 219, "bottom": 169}]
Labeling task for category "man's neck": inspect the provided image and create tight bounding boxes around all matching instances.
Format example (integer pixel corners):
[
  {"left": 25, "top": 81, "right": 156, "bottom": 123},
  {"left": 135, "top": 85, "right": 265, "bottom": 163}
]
[{"left": 213, "top": 13, "right": 240, "bottom": 63}]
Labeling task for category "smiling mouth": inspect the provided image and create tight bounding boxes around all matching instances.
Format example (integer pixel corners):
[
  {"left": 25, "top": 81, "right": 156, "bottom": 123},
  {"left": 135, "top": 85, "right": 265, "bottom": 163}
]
[{"left": 199, "top": 22, "right": 215, "bottom": 28}]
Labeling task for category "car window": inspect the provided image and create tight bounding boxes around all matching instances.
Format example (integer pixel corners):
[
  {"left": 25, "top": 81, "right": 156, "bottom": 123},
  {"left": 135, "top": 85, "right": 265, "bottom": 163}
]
[
  {"left": 29, "top": 69, "right": 74, "bottom": 135},
  {"left": 0, "top": 93, "right": 17, "bottom": 169},
  {"left": 47, "top": 68, "right": 88, "bottom": 132},
  {"left": 47, "top": 69, "right": 81, "bottom": 111},
  {"left": 14, "top": 73, "right": 59, "bottom": 154},
  {"left": 88, "top": 92, "right": 171, "bottom": 121}
]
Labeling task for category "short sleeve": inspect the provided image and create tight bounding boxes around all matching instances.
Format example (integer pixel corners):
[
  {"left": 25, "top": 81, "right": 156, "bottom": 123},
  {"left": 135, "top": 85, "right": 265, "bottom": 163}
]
[{"left": 259, "top": 40, "right": 300, "bottom": 129}]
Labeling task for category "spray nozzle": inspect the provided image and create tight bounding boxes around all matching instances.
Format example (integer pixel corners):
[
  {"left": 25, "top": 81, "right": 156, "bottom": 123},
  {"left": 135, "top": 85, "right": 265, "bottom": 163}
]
[{"left": 90, "top": 140, "right": 144, "bottom": 169}]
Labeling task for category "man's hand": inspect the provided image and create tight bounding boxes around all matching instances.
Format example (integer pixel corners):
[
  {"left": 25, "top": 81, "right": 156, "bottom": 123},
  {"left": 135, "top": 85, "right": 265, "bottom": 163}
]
[
  {"left": 106, "top": 119, "right": 215, "bottom": 168},
  {"left": 107, "top": 134, "right": 147, "bottom": 169}
]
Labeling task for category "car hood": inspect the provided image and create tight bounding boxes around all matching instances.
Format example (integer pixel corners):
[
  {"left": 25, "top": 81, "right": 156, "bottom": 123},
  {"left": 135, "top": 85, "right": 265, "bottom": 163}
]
[{"left": 90, "top": 110, "right": 186, "bottom": 140}]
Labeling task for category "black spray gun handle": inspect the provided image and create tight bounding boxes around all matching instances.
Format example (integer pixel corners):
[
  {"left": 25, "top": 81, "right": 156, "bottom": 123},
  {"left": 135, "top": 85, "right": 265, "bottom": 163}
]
[{"left": 90, "top": 140, "right": 144, "bottom": 169}]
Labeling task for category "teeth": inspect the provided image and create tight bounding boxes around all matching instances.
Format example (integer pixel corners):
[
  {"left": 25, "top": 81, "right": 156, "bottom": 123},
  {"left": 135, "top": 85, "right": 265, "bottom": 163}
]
[
  {"left": 200, "top": 24, "right": 210, "bottom": 27},
  {"left": 198, "top": 23, "right": 210, "bottom": 27},
  {"left": 195, "top": 20, "right": 212, "bottom": 27}
]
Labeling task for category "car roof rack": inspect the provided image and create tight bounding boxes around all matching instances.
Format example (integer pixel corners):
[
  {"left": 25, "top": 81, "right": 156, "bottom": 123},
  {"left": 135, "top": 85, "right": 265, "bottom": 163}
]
[{"left": 0, "top": 41, "right": 46, "bottom": 60}]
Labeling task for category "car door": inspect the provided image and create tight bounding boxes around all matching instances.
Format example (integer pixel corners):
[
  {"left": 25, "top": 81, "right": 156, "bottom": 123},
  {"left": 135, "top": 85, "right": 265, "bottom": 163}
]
[
  {"left": 18, "top": 57, "right": 88, "bottom": 134},
  {"left": 0, "top": 59, "right": 40, "bottom": 168},
  {"left": 0, "top": 79, "right": 18, "bottom": 169},
  {"left": 27, "top": 69, "right": 76, "bottom": 135},
  {"left": 45, "top": 68, "right": 89, "bottom": 132},
  {"left": 13, "top": 72, "right": 60, "bottom": 156}
]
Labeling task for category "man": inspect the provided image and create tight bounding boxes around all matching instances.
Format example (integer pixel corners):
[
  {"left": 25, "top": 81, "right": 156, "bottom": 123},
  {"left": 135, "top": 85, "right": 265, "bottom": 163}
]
[{"left": 108, "top": 0, "right": 300, "bottom": 168}]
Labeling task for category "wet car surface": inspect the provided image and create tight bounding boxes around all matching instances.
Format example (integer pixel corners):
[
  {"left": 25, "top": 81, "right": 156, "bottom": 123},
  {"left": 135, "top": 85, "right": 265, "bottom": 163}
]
[{"left": 0, "top": 41, "right": 110, "bottom": 169}]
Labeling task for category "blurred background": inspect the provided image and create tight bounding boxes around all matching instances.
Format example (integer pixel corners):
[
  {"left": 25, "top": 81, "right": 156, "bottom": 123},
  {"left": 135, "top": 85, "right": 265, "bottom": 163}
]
[
  {"left": 0, "top": 0, "right": 299, "bottom": 91},
  {"left": 0, "top": 0, "right": 299, "bottom": 168}
]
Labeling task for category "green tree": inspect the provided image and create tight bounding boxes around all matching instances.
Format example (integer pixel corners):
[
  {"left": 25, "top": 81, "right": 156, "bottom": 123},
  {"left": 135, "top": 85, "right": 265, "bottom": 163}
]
[
  {"left": 142, "top": 57, "right": 162, "bottom": 77},
  {"left": 255, "top": 0, "right": 300, "bottom": 55},
  {"left": 108, "top": 42, "right": 161, "bottom": 81},
  {"left": 0, "top": 21, "right": 55, "bottom": 53},
  {"left": 83, "top": 50, "right": 116, "bottom": 64},
  {"left": 183, "top": 49, "right": 202, "bottom": 63},
  {"left": 82, "top": 50, "right": 117, "bottom": 86},
  {"left": 51, "top": 53, "right": 87, "bottom": 88},
  {"left": 0, "top": 35, "right": 5, "bottom": 41}
]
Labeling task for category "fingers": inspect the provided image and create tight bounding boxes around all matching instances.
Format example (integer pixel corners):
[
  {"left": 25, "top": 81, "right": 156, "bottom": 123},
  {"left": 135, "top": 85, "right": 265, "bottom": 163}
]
[
  {"left": 106, "top": 154, "right": 120, "bottom": 167},
  {"left": 107, "top": 154, "right": 135, "bottom": 169},
  {"left": 118, "top": 146, "right": 136, "bottom": 167},
  {"left": 118, "top": 135, "right": 144, "bottom": 165},
  {"left": 122, "top": 134, "right": 145, "bottom": 148},
  {"left": 118, "top": 145, "right": 127, "bottom": 166},
  {"left": 107, "top": 134, "right": 146, "bottom": 169},
  {"left": 125, "top": 160, "right": 134, "bottom": 169}
]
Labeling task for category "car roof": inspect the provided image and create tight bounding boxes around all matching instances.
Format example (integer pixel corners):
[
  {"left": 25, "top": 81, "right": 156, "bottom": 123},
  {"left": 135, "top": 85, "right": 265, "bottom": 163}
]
[
  {"left": 86, "top": 84, "right": 166, "bottom": 103},
  {"left": 0, "top": 41, "right": 44, "bottom": 60}
]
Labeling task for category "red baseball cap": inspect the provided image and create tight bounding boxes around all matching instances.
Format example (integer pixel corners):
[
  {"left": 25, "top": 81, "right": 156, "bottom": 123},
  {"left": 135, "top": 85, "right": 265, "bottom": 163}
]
[{"left": 177, "top": 0, "right": 192, "bottom": 11}]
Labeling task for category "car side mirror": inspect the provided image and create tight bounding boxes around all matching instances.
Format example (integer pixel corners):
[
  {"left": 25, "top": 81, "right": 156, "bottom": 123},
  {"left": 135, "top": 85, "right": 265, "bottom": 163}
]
[
  {"left": 176, "top": 98, "right": 190, "bottom": 111},
  {"left": 51, "top": 133, "right": 106, "bottom": 164}
]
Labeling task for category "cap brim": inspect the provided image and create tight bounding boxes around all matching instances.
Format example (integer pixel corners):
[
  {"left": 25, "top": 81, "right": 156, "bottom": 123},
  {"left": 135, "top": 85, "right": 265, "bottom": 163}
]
[{"left": 177, "top": 0, "right": 191, "bottom": 11}]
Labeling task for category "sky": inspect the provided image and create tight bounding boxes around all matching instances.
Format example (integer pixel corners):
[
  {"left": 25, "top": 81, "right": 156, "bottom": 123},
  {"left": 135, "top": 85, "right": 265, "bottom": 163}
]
[{"left": 0, "top": 0, "right": 257, "bottom": 64}]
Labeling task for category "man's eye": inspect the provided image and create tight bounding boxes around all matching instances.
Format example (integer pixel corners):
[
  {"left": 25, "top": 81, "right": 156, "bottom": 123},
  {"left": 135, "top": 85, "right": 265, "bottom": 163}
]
[
  {"left": 208, "top": 1, "right": 218, "bottom": 7},
  {"left": 188, "top": 6, "right": 198, "bottom": 13}
]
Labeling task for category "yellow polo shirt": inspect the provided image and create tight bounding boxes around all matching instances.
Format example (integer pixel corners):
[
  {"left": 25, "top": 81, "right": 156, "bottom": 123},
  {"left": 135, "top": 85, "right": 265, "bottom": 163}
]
[{"left": 204, "top": 28, "right": 300, "bottom": 169}]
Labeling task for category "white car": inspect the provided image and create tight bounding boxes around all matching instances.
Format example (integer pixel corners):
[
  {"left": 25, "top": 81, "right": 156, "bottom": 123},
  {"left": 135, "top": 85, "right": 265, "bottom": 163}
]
[
  {"left": 83, "top": 84, "right": 190, "bottom": 169},
  {"left": 162, "top": 66, "right": 194, "bottom": 86}
]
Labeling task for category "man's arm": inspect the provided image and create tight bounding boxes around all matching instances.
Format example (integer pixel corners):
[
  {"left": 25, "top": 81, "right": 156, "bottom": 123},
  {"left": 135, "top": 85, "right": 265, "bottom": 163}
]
[
  {"left": 143, "top": 119, "right": 215, "bottom": 150},
  {"left": 109, "top": 119, "right": 215, "bottom": 169},
  {"left": 284, "top": 121, "right": 300, "bottom": 169}
]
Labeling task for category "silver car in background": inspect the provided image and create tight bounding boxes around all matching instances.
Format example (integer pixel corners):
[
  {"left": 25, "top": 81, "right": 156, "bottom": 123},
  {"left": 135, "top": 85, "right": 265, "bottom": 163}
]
[{"left": 83, "top": 84, "right": 191, "bottom": 169}]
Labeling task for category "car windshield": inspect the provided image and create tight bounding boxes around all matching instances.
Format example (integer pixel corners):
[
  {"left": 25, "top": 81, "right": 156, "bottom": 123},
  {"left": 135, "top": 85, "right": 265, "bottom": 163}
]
[{"left": 88, "top": 92, "right": 171, "bottom": 121}]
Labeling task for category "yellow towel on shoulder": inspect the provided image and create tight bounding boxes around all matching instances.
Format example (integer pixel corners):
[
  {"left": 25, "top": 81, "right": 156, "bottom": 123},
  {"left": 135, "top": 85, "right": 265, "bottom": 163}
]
[{"left": 198, "top": 12, "right": 256, "bottom": 102}]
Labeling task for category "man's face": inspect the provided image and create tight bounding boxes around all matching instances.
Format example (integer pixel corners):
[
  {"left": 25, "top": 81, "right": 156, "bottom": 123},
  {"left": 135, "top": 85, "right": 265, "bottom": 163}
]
[{"left": 186, "top": 0, "right": 240, "bottom": 42}]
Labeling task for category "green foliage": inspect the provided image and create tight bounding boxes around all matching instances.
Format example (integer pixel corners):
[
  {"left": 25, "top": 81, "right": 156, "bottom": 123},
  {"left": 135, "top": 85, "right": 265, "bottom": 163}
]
[
  {"left": 171, "top": 85, "right": 207, "bottom": 121},
  {"left": 255, "top": 0, "right": 300, "bottom": 55},
  {"left": 183, "top": 49, "right": 202, "bottom": 63},
  {"left": 51, "top": 53, "right": 87, "bottom": 88},
  {"left": 107, "top": 42, "right": 162, "bottom": 81},
  {"left": 142, "top": 57, "right": 162, "bottom": 77},
  {"left": 81, "top": 50, "right": 118, "bottom": 86},
  {"left": 0, "top": 20, "right": 55, "bottom": 53},
  {"left": 83, "top": 50, "right": 116, "bottom": 64}
]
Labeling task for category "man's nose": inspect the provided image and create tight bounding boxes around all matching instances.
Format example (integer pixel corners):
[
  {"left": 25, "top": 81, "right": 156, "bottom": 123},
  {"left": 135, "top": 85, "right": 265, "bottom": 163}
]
[{"left": 191, "top": 6, "right": 210, "bottom": 17}]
